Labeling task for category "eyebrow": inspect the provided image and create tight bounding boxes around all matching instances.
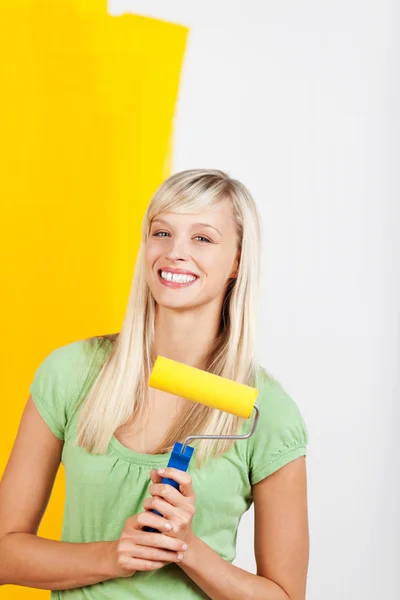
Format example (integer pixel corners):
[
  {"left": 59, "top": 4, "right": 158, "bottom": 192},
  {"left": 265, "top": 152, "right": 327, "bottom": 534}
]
[{"left": 151, "top": 218, "right": 223, "bottom": 237}]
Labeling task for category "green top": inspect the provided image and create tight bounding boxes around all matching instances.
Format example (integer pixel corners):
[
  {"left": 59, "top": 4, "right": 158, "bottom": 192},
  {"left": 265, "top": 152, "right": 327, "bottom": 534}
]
[{"left": 29, "top": 337, "right": 308, "bottom": 599}]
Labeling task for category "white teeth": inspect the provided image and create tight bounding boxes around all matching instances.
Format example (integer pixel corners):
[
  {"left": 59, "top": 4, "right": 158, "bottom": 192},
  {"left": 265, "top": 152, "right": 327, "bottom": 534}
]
[{"left": 160, "top": 271, "right": 197, "bottom": 283}]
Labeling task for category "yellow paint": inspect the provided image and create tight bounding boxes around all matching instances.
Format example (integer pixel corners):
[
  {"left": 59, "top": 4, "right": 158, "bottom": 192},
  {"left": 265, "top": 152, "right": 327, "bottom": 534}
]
[{"left": 0, "top": 2, "right": 188, "bottom": 597}]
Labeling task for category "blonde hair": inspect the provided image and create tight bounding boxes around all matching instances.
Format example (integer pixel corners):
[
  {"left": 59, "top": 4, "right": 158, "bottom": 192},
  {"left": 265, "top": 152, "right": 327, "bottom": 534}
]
[{"left": 76, "top": 169, "right": 264, "bottom": 467}]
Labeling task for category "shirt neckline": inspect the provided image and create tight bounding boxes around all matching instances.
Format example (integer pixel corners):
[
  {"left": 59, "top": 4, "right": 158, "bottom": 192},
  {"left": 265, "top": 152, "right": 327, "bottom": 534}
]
[
  {"left": 101, "top": 338, "right": 262, "bottom": 466},
  {"left": 108, "top": 434, "right": 171, "bottom": 466},
  {"left": 98, "top": 341, "right": 169, "bottom": 466}
]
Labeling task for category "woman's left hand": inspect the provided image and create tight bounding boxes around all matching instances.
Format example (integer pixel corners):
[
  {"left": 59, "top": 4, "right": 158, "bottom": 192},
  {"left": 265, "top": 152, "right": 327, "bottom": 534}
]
[{"left": 143, "top": 467, "right": 196, "bottom": 545}]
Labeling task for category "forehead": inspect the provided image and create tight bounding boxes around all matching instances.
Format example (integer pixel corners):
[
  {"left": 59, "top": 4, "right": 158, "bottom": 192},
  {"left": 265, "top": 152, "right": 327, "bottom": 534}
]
[{"left": 153, "top": 200, "right": 235, "bottom": 228}]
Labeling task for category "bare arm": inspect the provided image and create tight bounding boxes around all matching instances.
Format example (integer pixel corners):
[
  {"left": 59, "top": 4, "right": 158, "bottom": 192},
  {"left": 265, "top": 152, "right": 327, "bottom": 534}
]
[
  {"left": 0, "top": 395, "right": 115, "bottom": 590},
  {"left": 253, "top": 456, "right": 309, "bottom": 600},
  {"left": 179, "top": 457, "right": 309, "bottom": 600}
]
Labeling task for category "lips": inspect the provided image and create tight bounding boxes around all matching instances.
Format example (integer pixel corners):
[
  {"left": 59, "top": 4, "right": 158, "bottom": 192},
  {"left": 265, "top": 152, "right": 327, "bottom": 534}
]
[
  {"left": 159, "top": 266, "right": 199, "bottom": 277},
  {"left": 157, "top": 269, "right": 199, "bottom": 288}
]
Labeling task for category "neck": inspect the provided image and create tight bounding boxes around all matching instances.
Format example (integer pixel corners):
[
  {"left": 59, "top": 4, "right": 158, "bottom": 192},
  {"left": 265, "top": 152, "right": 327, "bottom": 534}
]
[{"left": 154, "top": 301, "right": 222, "bottom": 369}]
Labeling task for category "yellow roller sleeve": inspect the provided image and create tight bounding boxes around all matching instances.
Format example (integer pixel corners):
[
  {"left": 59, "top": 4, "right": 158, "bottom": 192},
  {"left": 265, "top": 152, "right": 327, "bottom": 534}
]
[{"left": 148, "top": 356, "right": 258, "bottom": 419}]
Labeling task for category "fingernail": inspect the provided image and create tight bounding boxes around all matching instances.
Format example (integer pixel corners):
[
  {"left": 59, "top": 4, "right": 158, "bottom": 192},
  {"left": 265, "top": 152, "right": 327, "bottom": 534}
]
[
  {"left": 158, "top": 468, "right": 165, "bottom": 474},
  {"left": 182, "top": 543, "right": 188, "bottom": 551},
  {"left": 164, "top": 523, "right": 172, "bottom": 530},
  {"left": 177, "top": 553, "right": 183, "bottom": 560}
]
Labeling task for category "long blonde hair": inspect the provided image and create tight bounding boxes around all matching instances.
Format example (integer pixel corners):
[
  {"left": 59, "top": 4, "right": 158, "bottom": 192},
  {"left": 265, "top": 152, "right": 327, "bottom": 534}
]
[{"left": 76, "top": 169, "right": 264, "bottom": 466}]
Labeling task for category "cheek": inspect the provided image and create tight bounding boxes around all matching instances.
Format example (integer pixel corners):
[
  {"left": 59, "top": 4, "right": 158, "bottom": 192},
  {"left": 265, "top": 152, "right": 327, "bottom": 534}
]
[
  {"left": 144, "top": 243, "right": 158, "bottom": 267},
  {"left": 204, "top": 256, "right": 231, "bottom": 281}
]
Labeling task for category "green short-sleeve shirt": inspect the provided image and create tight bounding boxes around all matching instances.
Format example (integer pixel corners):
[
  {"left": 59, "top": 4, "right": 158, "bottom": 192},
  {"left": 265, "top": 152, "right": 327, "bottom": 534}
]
[{"left": 30, "top": 338, "right": 308, "bottom": 599}]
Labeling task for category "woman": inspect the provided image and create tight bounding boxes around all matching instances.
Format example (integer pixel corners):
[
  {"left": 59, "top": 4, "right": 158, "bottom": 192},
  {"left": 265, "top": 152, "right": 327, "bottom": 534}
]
[{"left": 0, "top": 169, "right": 309, "bottom": 599}]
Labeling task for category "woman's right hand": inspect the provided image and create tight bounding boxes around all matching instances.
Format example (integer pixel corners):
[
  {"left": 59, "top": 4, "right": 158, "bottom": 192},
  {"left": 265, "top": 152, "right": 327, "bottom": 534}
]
[{"left": 107, "top": 511, "right": 188, "bottom": 578}]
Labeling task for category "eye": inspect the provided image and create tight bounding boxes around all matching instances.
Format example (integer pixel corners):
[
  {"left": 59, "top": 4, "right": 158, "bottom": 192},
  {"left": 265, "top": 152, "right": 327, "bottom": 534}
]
[{"left": 152, "top": 231, "right": 212, "bottom": 243}]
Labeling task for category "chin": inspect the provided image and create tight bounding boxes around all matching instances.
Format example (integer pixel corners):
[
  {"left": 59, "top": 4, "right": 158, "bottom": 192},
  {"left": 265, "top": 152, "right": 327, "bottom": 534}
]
[
  {"left": 156, "top": 299, "right": 194, "bottom": 310},
  {"left": 152, "top": 292, "right": 200, "bottom": 310}
]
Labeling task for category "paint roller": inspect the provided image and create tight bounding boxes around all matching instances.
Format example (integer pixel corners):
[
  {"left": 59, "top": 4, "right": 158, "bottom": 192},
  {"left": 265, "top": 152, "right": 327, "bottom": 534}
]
[{"left": 143, "top": 356, "right": 260, "bottom": 533}]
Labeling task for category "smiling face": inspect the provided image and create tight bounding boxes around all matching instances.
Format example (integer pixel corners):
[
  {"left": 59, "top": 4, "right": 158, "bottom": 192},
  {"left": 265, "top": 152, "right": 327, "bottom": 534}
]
[{"left": 144, "top": 199, "right": 240, "bottom": 312}]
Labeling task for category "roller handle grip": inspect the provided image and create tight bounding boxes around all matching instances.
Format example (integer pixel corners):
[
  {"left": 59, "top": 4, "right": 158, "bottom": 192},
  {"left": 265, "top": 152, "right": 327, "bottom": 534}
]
[{"left": 143, "top": 442, "right": 194, "bottom": 533}]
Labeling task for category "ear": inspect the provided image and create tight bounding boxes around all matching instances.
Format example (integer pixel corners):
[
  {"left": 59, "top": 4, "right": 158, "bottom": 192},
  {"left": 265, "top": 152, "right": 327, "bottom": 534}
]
[{"left": 230, "top": 251, "right": 240, "bottom": 279}]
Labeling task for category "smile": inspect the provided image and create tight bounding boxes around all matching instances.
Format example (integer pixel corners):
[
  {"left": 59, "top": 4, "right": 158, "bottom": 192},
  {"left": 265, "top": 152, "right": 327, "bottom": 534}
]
[{"left": 158, "top": 270, "right": 199, "bottom": 288}]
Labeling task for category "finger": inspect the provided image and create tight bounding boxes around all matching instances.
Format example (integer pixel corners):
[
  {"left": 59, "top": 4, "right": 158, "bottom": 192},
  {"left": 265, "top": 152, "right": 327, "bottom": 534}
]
[
  {"left": 120, "top": 543, "right": 184, "bottom": 564},
  {"left": 132, "top": 511, "right": 175, "bottom": 533},
  {"left": 143, "top": 496, "right": 180, "bottom": 521},
  {"left": 149, "top": 469, "right": 163, "bottom": 484},
  {"left": 119, "top": 556, "right": 169, "bottom": 572},
  {"left": 156, "top": 468, "right": 195, "bottom": 497},
  {"left": 119, "top": 536, "right": 182, "bottom": 556},
  {"left": 134, "top": 531, "right": 188, "bottom": 553},
  {"left": 149, "top": 483, "right": 189, "bottom": 508}
]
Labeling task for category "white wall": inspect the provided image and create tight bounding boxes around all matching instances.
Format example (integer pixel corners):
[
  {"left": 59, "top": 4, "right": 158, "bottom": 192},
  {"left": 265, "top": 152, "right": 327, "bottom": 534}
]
[{"left": 111, "top": 2, "right": 400, "bottom": 598}]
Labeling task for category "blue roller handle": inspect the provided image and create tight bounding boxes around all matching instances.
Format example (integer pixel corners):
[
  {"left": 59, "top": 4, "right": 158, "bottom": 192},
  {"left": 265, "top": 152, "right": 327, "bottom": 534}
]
[{"left": 143, "top": 441, "right": 195, "bottom": 533}]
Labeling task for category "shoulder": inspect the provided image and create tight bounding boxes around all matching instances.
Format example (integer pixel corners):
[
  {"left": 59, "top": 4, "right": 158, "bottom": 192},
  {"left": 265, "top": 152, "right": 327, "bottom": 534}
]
[
  {"left": 29, "top": 336, "right": 112, "bottom": 439},
  {"left": 246, "top": 366, "right": 308, "bottom": 485},
  {"left": 256, "top": 366, "right": 307, "bottom": 428},
  {"left": 33, "top": 335, "right": 114, "bottom": 375},
  {"left": 37, "top": 336, "right": 98, "bottom": 369},
  {"left": 31, "top": 337, "right": 102, "bottom": 390}
]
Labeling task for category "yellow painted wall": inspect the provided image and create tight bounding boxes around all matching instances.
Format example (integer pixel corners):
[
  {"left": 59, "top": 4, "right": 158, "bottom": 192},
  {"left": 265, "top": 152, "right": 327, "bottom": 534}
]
[{"left": 0, "top": 2, "right": 188, "bottom": 597}]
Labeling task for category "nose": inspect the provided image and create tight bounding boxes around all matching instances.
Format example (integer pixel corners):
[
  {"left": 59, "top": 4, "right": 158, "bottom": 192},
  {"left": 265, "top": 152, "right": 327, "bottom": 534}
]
[{"left": 163, "top": 234, "right": 190, "bottom": 262}]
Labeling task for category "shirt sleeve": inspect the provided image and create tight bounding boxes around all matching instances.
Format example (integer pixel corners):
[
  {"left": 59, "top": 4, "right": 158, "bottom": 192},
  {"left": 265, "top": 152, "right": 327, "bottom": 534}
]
[
  {"left": 29, "top": 339, "right": 96, "bottom": 441},
  {"left": 247, "top": 370, "right": 308, "bottom": 485}
]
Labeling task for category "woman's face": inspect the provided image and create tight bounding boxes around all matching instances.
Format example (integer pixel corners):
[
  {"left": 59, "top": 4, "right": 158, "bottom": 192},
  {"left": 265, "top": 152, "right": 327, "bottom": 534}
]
[{"left": 145, "top": 200, "right": 240, "bottom": 312}]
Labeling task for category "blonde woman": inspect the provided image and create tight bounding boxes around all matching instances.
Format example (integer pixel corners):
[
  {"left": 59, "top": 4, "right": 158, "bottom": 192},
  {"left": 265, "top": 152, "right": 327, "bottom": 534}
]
[{"left": 0, "top": 169, "right": 309, "bottom": 599}]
